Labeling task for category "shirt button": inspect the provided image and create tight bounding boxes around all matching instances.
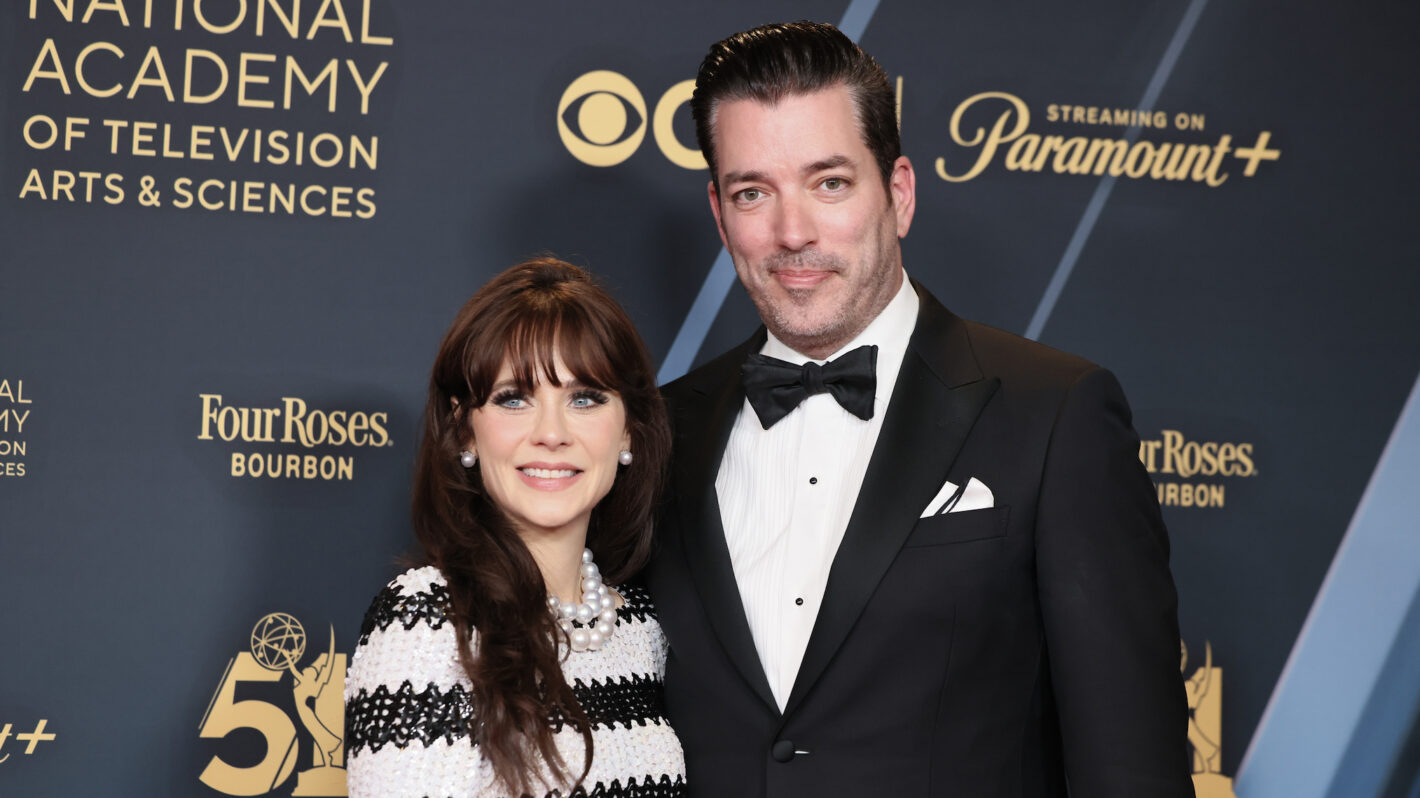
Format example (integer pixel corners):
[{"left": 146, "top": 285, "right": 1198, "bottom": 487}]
[
  {"left": 795, "top": 597, "right": 804, "bottom": 606},
  {"left": 809, "top": 476, "right": 818, "bottom": 485}
]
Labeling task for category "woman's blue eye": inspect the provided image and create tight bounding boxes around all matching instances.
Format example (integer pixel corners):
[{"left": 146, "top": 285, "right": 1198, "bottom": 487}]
[
  {"left": 491, "top": 391, "right": 526, "bottom": 408},
  {"left": 571, "top": 390, "right": 610, "bottom": 408}
]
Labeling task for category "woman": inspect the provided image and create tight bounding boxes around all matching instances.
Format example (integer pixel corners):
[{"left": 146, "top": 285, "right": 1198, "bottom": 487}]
[{"left": 344, "top": 258, "right": 684, "bottom": 797}]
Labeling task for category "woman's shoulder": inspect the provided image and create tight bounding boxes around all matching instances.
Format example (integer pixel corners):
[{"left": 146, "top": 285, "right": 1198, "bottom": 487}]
[
  {"left": 373, "top": 563, "right": 449, "bottom": 599},
  {"left": 356, "top": 565, "right": 452, "bottom": 645},
  {"left": 612, "top": 579, "right": 658, "bottom": 621},
  {"left": 607, "top": 579, "right": 668, "bottom": 665},
  {"left": 347, "top": 564, "right": 469, "bottom": 702},
  {"left": 345, "top": 566, "right": 482, "bottom": 792}
]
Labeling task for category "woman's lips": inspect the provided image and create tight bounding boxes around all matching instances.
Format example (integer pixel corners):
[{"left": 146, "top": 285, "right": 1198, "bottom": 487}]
[{"left": 517, "top": 465, "right": 582, "bottom": 489}]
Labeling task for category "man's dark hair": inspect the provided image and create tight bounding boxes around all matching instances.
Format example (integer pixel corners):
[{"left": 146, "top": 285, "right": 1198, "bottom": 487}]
[{"left": 691, "top": 21, "right": 900, "bottom": 191}]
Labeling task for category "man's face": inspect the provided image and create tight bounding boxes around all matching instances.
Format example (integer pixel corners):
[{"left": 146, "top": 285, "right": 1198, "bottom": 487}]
[{"left": 708, "top": 84, "right": 916, "bottom": 359}]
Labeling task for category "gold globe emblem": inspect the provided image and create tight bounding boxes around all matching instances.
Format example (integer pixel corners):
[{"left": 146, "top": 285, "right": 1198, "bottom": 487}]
[{"left": 250, "top": 612, "right": 307, "bottom": 672}]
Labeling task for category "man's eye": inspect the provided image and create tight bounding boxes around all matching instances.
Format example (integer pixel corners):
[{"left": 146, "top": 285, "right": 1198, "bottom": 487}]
[
  {"left": 823, "top": 177, "right": 847, "bottom": 190},
  {"left": 737, "top": 188, "right": 762, "bottom": 202}
]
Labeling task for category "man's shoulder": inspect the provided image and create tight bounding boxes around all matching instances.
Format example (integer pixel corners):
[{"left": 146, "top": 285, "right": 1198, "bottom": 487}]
[
  {"left": 955, "top": 317, "right": 1097, "bottom": 382},
  {"left": 911, "top": 285, "right": 1100, "bottom": 391},
  {"left": 660, "top": 329, "right": 763, "bottom": 407}
]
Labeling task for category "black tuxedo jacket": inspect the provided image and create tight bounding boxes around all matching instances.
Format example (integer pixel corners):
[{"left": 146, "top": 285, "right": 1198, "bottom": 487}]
[{"left": 647, "top": 283, "right": 1194, "bottom": 797}]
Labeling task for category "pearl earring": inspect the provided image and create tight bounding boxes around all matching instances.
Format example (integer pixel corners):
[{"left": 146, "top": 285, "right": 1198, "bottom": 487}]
[
  {"left": 618, "top": 450, "right": 633, "bottom": 465},
  {"left": 459, "top": 450, "right": 477, "bottom": 468}
]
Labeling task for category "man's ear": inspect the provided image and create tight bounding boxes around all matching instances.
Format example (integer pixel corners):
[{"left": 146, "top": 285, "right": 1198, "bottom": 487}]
[
  {"left": 889, "top": 156, "right": 917, "bottom": 239},
  {"left": 707, "top": 180, "right": 730, "bottom": 250}
]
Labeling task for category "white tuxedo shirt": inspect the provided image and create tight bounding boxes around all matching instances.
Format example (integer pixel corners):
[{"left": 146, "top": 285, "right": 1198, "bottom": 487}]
[{"left": 715, "top": 272, "right": 919, "bottom": 708}]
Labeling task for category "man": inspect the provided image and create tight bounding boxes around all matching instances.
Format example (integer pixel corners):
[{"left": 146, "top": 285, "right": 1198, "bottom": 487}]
[{"left": 646, "top": 21, "right": 1194, "bottom": 798}]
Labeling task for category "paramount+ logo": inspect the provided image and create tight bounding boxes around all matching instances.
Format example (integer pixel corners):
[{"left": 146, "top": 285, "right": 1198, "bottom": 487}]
[
  {"left": 557, "top": 70, "right": 705, "bottom": 169},
  {"left": 197, "top": 394, "right": 391, "bottom": 481},
  {"left": 934, "top": 91, "right": 1280, "bottom": 187}
]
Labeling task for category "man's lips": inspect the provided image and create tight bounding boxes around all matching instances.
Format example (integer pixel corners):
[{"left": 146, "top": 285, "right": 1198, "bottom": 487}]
[{"left": 771, "top": 269, "right": 832, "bottom": 289}]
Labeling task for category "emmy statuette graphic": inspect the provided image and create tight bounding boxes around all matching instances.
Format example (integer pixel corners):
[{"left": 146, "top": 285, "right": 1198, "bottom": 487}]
[
  {"left": 1183, "top": 640, "right": 1236, "bottom": 798},
  {"left": 199, "top": 613, "right": 347, "bottom": 796}
]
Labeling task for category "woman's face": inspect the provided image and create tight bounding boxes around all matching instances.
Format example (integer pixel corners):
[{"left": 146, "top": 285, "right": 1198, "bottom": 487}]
[{"left": 467, "top": 353, "right": 630, "bottom": 542}]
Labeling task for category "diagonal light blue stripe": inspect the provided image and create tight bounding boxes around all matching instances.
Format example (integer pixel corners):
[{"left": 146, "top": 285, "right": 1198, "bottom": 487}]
[
  {"left": 1237, "top": 369, "right": 1420, "bottom": 797},
  {"left": 1023, "top": 0, "right": 1209, "bottom": 340},
  {"left": 657, "top": 0, "right": 883, "bottom": 385},
  {"left": 658, "top": 250, "right": 737, "bottom": 384},
  {"left": 1328, "top": 577, "right": 1420, "bottom": 796},
  {"left": 836, "top": 0, "right": 883, "bottom": 40}
]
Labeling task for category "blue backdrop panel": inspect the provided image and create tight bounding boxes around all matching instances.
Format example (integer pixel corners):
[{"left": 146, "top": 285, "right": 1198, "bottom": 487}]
[{"left": 1, "top": 1, "right": 1416, "bottom": 796}]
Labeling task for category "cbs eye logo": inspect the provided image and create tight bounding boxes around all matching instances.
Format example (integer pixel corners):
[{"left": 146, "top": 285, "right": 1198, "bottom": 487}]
[{"left": 558, "top": 70, "right": 706, "bottom": 169}]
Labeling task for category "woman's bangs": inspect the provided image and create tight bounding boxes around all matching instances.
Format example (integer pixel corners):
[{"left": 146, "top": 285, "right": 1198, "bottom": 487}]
[
  {"left": 487, "top": 307, "right": 619, "bottom": 395},
  {"left": 543, "top": 307, "right": 622, "bottom": 391}
]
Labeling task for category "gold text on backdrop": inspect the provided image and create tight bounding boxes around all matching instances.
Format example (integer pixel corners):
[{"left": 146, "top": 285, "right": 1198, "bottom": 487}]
[
  {"left": 0, "top": 379, "right": 32, "bottom": 477},
  {"left": 0, "top": 719, "right": 56, "bottom": 763},
  {"left": 19, "top": 0, "right": 393, "bottom": 219},
  {"left": 1141, "top": 430, "right": 1257, "bottom": 509},
  {"left": 935, "top": 92, "right": 1280, "bottom": 186},
  {"left": 197, "top": 394, "right": 391, "bottom": 480},
  {"left": 27, "top": 0, "right": 395, "bottom": 45}
]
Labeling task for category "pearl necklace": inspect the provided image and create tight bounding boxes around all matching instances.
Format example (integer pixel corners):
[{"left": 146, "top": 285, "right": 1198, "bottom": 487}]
[{"left": 547, "top": 548, "right": 617, "bottom": 653}]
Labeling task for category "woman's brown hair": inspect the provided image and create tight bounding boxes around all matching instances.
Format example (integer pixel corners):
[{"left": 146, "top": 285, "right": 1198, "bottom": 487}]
[{"left": 411, "top": 258, "right": 670, "bottom": 795}]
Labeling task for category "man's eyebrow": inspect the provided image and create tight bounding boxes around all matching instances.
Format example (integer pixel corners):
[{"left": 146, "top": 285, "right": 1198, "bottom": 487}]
[
  {"left": 722, "top": 156, "right": 854, "bottom": 188},
  {"left": 722, "top": 169, "right": 767, "bottom": 186},
  {"left": 804, "top": 154, "right": 852, "bottom": 175}
]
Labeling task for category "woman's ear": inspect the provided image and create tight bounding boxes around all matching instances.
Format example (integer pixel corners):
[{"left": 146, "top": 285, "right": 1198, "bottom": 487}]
[{"left": 450, "top": 397, "right": 476, "bottom": 452}]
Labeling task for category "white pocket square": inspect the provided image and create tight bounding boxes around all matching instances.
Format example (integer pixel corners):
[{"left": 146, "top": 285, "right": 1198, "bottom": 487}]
[{"left": 920, "top": 477, "right": 994, "bottom": 517}]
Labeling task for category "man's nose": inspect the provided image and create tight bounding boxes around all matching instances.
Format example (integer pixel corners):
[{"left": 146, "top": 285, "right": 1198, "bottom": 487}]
[{"left": 774, "top": 194, "right": 817, "bottom": 251}]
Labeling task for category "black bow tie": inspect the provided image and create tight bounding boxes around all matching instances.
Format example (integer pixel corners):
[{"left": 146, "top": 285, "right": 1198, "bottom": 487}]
[{"left": 741, "top": 345, "right": 878, "bottom": 429}]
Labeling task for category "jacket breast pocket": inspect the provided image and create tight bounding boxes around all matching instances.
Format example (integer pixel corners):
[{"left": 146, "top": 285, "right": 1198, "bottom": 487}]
[{"left": 902, "top": 506, "right": 1010, "bottom": 547}]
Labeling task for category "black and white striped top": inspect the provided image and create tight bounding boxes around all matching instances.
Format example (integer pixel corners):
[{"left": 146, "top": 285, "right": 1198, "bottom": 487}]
[{"left": 344, "top": 566, "right": 686, "bottom": 798}]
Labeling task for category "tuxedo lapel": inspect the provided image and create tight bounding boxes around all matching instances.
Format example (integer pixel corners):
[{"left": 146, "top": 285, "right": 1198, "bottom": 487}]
[
  {"left": 783, "top": 286, "right": 999, "bottom": 716},
  {"left": 671, "top": 330, "right": 780, "bottom": 713}
]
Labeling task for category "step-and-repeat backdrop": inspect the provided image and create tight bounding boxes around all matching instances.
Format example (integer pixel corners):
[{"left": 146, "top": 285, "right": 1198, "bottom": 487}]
[{"left": 2, "top": 2, "right": 1417, "bottom": 796}]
